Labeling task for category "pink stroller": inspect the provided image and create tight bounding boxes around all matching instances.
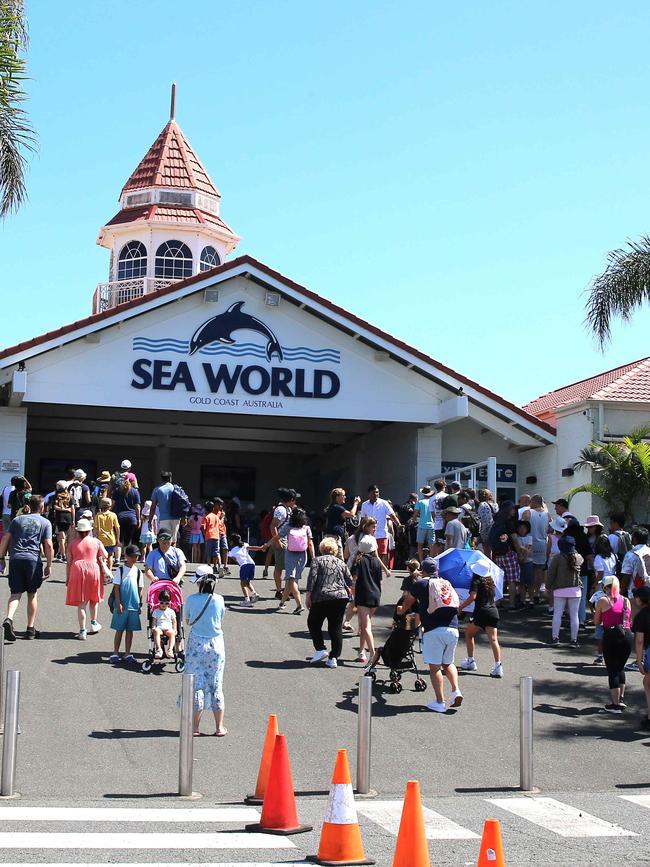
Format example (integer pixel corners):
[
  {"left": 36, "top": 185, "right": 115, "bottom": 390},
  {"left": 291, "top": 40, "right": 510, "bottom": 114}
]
[{"left": 141, "top": 580, "right": 185, "bottom": 674}]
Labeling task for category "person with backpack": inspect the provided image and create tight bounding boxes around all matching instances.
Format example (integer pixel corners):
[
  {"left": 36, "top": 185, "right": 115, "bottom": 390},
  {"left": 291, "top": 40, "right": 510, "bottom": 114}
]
[
  {"left": 68, "top": 470, "right": 91, "bottom": 523},
  {"left": 269, "top": 488, "right": 300, "bottom": 599},
  {"left": 112, "top": 476, "right": 141, "bottom": 551},
  {"left": 477, "top": 488, "right": 498, "bottom": 557},
  {"left": 150, "top": 471, "right": 190, "bottom": 546},
  {"left": 275, "top": 508, "right": 314, "bottom": 613},
  {"left": 609, "top": 514, "right": 633, "bottom": 590},
  {"left": 594, "top": 575, "right": 633, "bottom": 713}
]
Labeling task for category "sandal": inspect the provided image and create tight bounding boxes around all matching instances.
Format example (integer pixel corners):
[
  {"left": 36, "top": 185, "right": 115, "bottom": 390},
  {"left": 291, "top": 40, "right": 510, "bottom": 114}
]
[
  {"left": 154, "top": 650, "right": 163, "bottom": 659},
  {"left": 214, "top": 728, "right": 228, "bottom": 737}
]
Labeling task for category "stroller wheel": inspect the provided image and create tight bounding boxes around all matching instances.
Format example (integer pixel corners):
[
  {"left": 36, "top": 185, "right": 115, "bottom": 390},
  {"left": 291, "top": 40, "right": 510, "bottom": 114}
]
[
  {"left": 415, "top": 679, "right": 427, "bottom": 692},
  {"left": 141, "top": 659, "right": 153, "bottom": 674},
  {"left": 389, "top": 671, "right": 400, "bottom": 682},
  {"left": 390, "top": 681, "right": 402, "bottom": 694},
  {"left": 175, "top": 660, "right": 185, "bottom": 673}
]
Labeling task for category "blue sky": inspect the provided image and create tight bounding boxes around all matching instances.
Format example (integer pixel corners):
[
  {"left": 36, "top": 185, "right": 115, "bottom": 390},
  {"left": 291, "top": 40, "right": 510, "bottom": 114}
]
[{"left": 3, "top": 0, "right": 650, "bottom": 405}]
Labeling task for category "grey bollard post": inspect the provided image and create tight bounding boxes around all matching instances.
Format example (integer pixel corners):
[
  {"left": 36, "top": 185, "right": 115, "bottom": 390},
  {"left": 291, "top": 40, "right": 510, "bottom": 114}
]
[
  {"left": 356, "top": 675, "right": 372, "bottom": 795},
  {"left": 0, "top": 635, "right": 5, "bottom": 735},
  {"left": 178, "top": 673, "right": 196, "bottom": 797},
  {"left": 520, "top": 676, "right": 533, "bottom": 792},
  {"left": 1, "top": 671, "right": 20, "bottom": 797}
]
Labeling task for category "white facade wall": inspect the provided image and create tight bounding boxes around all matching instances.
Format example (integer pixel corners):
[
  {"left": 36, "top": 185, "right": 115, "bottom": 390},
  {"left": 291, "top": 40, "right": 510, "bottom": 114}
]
[
  {"left": 602, "top": 406, "right": 650, "bottom": 438},
  {"left": 0, "top": 407, "right": 27, "bottom": 491},
  {"left": 553, "top": 409, "right": 595, "bottom": 521},
  {"left": 517, "top": 445, "right": 557, "bottom": 504}
]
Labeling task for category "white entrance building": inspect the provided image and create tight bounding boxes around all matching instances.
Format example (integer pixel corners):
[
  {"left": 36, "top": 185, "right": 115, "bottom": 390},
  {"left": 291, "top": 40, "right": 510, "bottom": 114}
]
[{"left": 0, "top": 106, "right": 555, "bottom": 507}]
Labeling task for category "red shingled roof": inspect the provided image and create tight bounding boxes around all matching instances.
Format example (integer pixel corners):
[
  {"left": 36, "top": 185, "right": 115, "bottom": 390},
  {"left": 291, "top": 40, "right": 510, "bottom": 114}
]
[
  {"left": 0, "top": 255, "right": 555, "bottom": 439},
  {"left": 120, "top": 121, "right": 219, "bottom": 197},
  {"left": 105, "top": 204, "right": 234, "bottom": 233},
  {"left": 523, "top": 356, "right": 650, "bottom": 424}
]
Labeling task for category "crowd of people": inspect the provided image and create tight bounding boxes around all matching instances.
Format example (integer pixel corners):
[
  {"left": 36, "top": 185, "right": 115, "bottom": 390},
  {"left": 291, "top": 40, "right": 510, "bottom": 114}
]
[{"left": 0, "top": 468, "right": 649, "bottom": 728}]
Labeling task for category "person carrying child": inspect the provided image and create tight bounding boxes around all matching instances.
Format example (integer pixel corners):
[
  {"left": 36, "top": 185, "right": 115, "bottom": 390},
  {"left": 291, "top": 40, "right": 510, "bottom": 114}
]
[
  {"left": 228, "top": 534, "right": 262, "bottom": 606},
  {"left": 95, "top": 497, "right": 120, "bottom": 572},
  {"left": 151, "top": 589, "right": 177, "bottom": 659},
  {"left": 109, "top": 543, "right": 143, "bottom": 665}
]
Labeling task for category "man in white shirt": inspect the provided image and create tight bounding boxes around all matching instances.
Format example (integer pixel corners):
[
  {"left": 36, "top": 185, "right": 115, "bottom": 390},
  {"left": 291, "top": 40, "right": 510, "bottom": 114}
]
[
  {"left": 432, "top": 479, "right": 447, "bottom": 540},
  {"left": 621, "top": 527, "right": 650, "bottom": 598},
  {"left": 361, "top": 485, "right": 401, "bottom": 565},
  {"left": 1, "top": 477, "right": 17, "bottom": 533}
]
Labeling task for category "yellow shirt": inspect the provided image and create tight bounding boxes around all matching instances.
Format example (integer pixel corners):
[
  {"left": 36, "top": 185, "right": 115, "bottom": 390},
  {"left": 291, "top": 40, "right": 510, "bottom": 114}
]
[{"left": 95, "top": 510, "right": 120, "bottom": 547}]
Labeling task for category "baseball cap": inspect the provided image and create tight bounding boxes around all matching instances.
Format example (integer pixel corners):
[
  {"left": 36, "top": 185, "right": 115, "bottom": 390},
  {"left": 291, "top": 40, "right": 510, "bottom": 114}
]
[
  {"left": 420, "top": 557, "right": 438, "bottom": 575},
  {"left": 287, "top": 488, "right": 301, "bottom": 500},
  {"left": 550, "top": 517, "right": 567, "bottom": 533},
  {"left": 191, "top": 564, "right": 216, "bottom": 583},
  {"left": 157, "top": 529, "right": 172, "bottom": 540},
  {"left": 552, "top": 498, "right": 569, "bottom": 508},
  {"left": 124, "top": 544, "right": 140, "bottom": 557},
  {"left": 121, "top": 460, "right": 132, "bottom": 470}
]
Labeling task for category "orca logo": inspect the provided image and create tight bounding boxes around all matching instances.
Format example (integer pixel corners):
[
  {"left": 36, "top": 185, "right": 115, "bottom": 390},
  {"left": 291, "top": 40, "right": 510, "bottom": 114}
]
[{"left": 189, "top": 301, "right": 283, "bottom": 361}]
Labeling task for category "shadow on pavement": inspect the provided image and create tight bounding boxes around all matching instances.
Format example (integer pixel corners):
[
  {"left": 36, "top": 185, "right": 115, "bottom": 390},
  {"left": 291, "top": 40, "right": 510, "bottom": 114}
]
[
  {"left": 90, "top": 728, "right": 178, "bottom": 739},
  {"left": 104, "top": 791, "right": 178, "bottom": 799},
  {"left": 335, "top": 683, "right": 427, "bottom": 717},
  {"left": 246, "top": 659, "right": 311, "bottom": 669},
  {"left": 52, "top": 651, "right": 107, "bottom": 665}
]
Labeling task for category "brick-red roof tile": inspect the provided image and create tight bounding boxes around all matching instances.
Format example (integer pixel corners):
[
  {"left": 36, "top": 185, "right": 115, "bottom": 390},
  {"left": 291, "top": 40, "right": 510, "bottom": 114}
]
[
  {"left": 105, "top": 204, "right": 233, "bottom": 232},
  {"left": 523, "top": 357, "right": 650, "bottom": 419},
  {"left": 121, "top": 121, "right": 219, "bottom": 197}
]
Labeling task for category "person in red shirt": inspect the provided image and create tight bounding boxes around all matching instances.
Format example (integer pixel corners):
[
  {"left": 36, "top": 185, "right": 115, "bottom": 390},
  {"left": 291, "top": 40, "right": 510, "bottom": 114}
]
[{"left": 202, "top": 499, "right": 229, "bottom": 573}]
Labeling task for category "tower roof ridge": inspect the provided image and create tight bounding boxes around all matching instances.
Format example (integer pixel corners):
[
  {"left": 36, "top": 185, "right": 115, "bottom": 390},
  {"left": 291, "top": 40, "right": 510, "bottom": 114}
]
[{"left": 120, "top": 119, "right": 220, "bottom": 198}]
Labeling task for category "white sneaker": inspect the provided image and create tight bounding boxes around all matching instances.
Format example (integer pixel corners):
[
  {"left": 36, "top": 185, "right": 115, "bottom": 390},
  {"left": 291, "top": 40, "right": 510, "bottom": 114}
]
[
  {"left": 77, "top": 629, "right": 87, "bottom": 641},
  {"left": 490, "top": 663, "right": 503, "bottom": 678},
  {"left": 325, "top": 657, "right": 338, "bottom": 669},
  {"left": 460, "top": 657, "right": 477, "bottom": 671},
  {"left": 427, "top": 700, "right": 446, "bottom": 713},
  {"left": 250, "top": 592, "right": 258, "bottom": 603},
  {"left": 449, "top": 689, "right": 463, "bottom": 708},
  {"left": 88, "top": 621, "right": 101, "bottom": 635},
  {"left": 241, "top": 599, "right": 253, "bottom": 607},
  {"left": 625, "top": 661, "right": 640, "bottom": 672},
  {"left": 310, "top": 649, "right": 329, "bottom": 664}
]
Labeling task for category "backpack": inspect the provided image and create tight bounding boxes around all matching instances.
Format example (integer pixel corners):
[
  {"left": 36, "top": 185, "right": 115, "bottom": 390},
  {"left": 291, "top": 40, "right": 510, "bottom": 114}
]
[
  {"left": 461, "top": 508, "right": 480, "bottom": 538},
  {"left": 169, "top": 484, "right": 191, "bottom": 519},
  {"left": 614, "top": 530, "right": 633, "bottom": 572},
  {"left": 427, "top": 578, "right": 460, "bottom": 613},
  {"left": 631, "top": 546, "right": 650, "bottom": 589},
  {"left": 287, "top": 526, "right": 309, "bottom": 552},
  {"left": 68, "top": 482, "right": 82, "bottom": 510}
]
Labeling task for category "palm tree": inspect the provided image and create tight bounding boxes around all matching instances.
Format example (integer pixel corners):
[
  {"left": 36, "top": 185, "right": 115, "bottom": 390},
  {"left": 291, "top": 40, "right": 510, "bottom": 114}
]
[
  {"left": 0, "top": 0, "right": 35, "bottom": 218},
  {"left": 566, "top": 424, "right": 650, "bottom": 523}
]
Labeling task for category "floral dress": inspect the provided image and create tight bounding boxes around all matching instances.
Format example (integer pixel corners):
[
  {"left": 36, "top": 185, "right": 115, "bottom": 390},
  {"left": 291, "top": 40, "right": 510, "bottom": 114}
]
[{"left": 184, "top": 592, "right": 226, "bottom": 711}]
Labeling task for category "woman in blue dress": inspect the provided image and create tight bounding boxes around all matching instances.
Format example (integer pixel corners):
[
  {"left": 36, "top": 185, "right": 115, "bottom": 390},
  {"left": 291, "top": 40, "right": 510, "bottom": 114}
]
[{"left": 184, "top": 566, "right": 227, "bottom": 736}]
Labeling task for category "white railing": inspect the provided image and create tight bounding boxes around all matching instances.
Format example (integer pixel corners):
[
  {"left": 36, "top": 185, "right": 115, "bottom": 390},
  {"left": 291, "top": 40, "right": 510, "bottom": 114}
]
[
  {"left": 432, "top": 458, "right": 498, "bottom": 497},
  {"left": 92, "top": 277, "right": 177, "bottom": 314}
]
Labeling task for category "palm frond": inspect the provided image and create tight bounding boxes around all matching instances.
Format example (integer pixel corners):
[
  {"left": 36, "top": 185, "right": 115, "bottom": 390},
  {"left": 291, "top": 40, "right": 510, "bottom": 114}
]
[
  {"left": 584, "top": 235, "right": 650, "bottom": 348},
  {"left": 565, "top": 483, "right": 610, "bottom": 504}
]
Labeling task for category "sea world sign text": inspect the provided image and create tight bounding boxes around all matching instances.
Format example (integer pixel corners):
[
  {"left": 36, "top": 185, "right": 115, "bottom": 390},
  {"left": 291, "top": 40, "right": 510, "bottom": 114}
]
[{"left": 131, "top": 359, "right": 341, "bottom": 399}]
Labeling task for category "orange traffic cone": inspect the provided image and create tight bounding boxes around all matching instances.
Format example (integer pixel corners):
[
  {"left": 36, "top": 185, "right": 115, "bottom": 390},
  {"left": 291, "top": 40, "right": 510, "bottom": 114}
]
[
  {"left": 307, "top": 749, "right": 375, "bottom": 865},
  {"left": 245, "top": 714, "right": 279, "bottom": 804},
  {"left": 391, "top": 780, "right": 431, "bottom": 867},
  {"left": 245, "top": 734, "right": 312, "bottom": 835},
  {"left": 476, "top": 818, "right": 506, "bottom": 866}
]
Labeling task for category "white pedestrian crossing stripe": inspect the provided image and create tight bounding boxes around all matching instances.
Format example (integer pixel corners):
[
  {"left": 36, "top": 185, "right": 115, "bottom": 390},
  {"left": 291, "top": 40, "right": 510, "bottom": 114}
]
[
  {"left": 357, "top": 800, "right": 478, "bottom": 839},
  {"left": 488, "top": 797, "right": 637, "bottom": 837},
  {"left": 620, "top": 794, "right": 650, "bottom": 811},
  {"left": 0, "top": 807, "right": 259, "bottom": 823},
  {"left": 0, "top": 832, "right": 296, "bottom": 850}
]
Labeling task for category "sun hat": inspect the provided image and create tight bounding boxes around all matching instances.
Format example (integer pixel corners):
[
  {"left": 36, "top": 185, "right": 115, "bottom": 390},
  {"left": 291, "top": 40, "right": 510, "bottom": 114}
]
[
  {"left": 80, "top": 509, "right": 93, "bottom": 519},
  {"left": 73, "top": 469, "right": 86, "bottom": 481},
  {"left": 470, "top": 560, "right": 492, "bottom": 577},
  {"left": 121, "top": 460, "right": 132, "bottom": 470},
  {"left": 358, "top": 538, "right": 376, "bottom": 554},
  {"left": 582, "top": 515, "right": 603, "bottom": 528},
  {"left": 550, "top": 516, "right": 567, "bottom": 533},
  {"left": 444, "top": 506, "right": 462, "bottom": 515},
  {"left": 420, "top": 557, "right": 438, "bottom": 575},
  {"left": 191, "top": 564, "right": 217, "bottom": 584},
  {"left": 75, "top": 518, "right": 93, "bottom": 532},
  {"left": 420, "top": 485, "right": 433, "bottom": 496},
  {"left": 97, "top": 471, "right": 111, "bottom": 484}
]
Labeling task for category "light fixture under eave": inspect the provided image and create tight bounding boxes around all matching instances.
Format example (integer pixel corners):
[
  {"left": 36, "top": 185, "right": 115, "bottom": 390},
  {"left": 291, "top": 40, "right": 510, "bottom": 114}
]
[
  {"left": 264, "top": 291, "right": 280, "bottom": 307},
  {"left": 204, "top": 289, "right": 220, "bottom": 303}
]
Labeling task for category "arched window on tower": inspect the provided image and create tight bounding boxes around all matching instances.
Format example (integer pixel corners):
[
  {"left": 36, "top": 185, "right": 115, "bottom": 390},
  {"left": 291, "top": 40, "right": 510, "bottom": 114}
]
[
  {"left": 155, "top": 240, "right": 193, "bottom": 279},
  {"left": 117, "top": 241, "right": 147, "bottom": 280},
  {"left": 199, "top": 245, "right": 221, "bottom": 272}
]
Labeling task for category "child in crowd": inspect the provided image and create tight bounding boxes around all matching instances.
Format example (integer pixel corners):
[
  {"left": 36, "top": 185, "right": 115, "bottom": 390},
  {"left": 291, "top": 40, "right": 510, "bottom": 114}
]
[
  {"left": 202, "top": 499, "right": 229, "bottom": 573},
  {"left": 109, "top": 544, "right": 143, "bottom": 665},
  {"left": 53, "top": 481, "right": 73, "bottom": 563},
  {"left": 151, "top": 589, "right": 177, "bottom": 659},
  {"left": 188, "top": 507, "right": 205, "bottom": 563},
  {"left": 139, "top": 501, "right": 157, "bottom": 561},
  {"left": 401, "top": 558, "right": 421, "bottom": 595},
  {"left": 516, "top": 520, "right": 534, "bottom": 608},
  {"left": 95, "top": 497, "right": 120, "bottom": 571},
  {"left": 590, "top": 579, "right": 606, "bottom": 665},
  {"left": 228, "top": 533, "right": 264, "bottom": 606}
]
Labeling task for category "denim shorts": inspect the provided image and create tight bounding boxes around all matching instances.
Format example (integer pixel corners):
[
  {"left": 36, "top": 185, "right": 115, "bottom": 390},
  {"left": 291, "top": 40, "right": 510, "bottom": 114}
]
[
  {"left": 416, "top": 527, "right": 435, "bottom": 545},
  {"left": 422, "top": 626, "right": 459, "bottom": 666},
  {"left": 206, "top": 538, "right": 221, "bottom": 559},
  {"left": 594, "top": 624, "right": 604, "bottom": 640}
]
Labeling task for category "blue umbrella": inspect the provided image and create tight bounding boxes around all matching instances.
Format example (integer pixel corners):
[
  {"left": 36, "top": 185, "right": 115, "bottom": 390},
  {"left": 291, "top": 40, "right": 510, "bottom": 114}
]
[{"left": 432, "top": 549, "right": 504, "bottom": 608}]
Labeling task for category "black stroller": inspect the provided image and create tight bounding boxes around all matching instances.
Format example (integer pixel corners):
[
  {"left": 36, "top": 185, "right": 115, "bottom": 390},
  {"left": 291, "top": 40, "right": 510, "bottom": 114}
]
[{"left": 366, "top": 606, "right": 427, "bottom": 694}]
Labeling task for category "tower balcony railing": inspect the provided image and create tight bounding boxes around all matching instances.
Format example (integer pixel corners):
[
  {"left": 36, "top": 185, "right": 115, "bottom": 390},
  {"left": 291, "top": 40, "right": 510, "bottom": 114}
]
[{"left": 92, "top": 276, "right": 179, "bottom": 314}]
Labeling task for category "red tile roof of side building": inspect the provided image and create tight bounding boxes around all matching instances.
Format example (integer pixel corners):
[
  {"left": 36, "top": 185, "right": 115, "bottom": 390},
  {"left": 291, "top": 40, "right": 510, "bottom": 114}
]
[
  {"left": 0, "top": 255, "right": 555, "bottom": 437},
  {"left": 523, "top": 356, "right": 650, "bottom": 420},
  {"left": 120, "top": 121, "right": 219, "bottom": 197}
]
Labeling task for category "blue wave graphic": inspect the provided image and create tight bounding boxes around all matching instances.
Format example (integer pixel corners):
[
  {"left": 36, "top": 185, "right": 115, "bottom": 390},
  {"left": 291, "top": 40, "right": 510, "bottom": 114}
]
[{"left": 132, "top": 338, "right": 340, "bottom": 363}]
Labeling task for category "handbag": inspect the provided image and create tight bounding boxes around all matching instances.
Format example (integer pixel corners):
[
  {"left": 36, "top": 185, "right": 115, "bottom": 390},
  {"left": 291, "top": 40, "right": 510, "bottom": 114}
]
[{"left": 163, "top": 552, "right": 180, "bottom": 581}]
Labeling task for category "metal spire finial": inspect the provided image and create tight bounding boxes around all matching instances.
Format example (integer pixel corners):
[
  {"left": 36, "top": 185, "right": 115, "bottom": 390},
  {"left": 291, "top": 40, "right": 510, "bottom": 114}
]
[{"left": 170, "top": 83, "right": 177, "bottom": 121}]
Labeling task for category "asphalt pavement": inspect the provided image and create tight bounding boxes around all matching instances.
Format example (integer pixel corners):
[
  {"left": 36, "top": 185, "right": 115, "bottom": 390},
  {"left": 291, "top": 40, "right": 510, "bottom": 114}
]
[{"left": 0, "top": 562, "right": 648, "bottom": 865}]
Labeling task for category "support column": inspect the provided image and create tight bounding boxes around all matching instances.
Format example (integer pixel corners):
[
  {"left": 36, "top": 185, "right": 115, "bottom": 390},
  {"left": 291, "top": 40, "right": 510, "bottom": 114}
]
[
  {"left": 414, "top": 426, "right": 442, "bottom": 490},
  {"left": 154, "top": 444, "right": 171, "bottom": 481},
  {"left": 0, "top": 407, "right": 27, "bottom": 491}
]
